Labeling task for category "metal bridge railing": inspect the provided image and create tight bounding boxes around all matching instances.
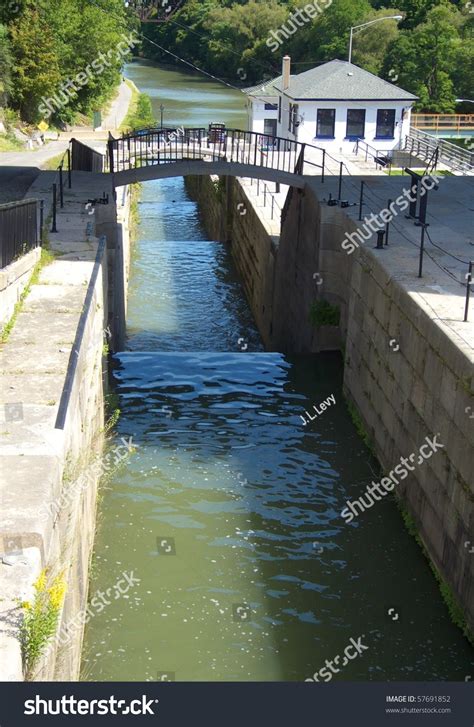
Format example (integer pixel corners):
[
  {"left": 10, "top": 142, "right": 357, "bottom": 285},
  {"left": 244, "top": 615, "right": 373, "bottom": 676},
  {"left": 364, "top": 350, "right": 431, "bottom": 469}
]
[{"left": 107, "top": 127, "right": 323, "bottom": 182}]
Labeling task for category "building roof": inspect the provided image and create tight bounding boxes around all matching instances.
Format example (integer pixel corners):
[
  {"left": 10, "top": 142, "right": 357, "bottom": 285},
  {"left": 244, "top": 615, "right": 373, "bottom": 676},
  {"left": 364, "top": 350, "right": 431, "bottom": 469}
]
[
  {"left": 243, "top": 76, "right": 281, "bottom": 99},
  {"left": 244, "top": 60, "right": 418, "bottom": 102}
]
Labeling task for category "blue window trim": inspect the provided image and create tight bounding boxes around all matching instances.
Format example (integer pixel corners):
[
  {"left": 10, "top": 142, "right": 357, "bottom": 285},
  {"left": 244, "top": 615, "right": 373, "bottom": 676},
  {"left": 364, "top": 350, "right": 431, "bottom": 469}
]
[
  {"left": 374, "top": 136, "right": 395, "bottom": 141},
  {"left": 315, "top": 135, "right": 335, "bottom": 140}
]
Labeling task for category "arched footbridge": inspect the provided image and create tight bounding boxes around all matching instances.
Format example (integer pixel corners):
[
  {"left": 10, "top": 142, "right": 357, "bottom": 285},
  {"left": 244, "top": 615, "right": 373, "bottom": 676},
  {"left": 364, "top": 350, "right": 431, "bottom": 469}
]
[{"left": 105, "top": 127, "right": 327, "bottom": 188}]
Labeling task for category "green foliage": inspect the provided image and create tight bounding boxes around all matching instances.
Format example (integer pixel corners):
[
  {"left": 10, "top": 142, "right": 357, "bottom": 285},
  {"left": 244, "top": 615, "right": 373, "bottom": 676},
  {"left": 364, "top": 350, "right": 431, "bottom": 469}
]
[
  {"left": 143, "top": 0, "right": 472, "bottom": 113},
  {"left": 3, "top": 0, "right": 134, "bottom": 124},
  {"left": 0, "top": 23, "right": 12, "bottom": 105},
  {"left": 19, "top": 569, "right": 66, "bottom": 678},
  {"left": 121, "top": 92, "right": 155, "bottom": 132},
  {"left": 382, "top": 4, "right": 465, "bottom": 112},
  {"left": 309, "top": 299, "right": 341, "bottom": 327}
]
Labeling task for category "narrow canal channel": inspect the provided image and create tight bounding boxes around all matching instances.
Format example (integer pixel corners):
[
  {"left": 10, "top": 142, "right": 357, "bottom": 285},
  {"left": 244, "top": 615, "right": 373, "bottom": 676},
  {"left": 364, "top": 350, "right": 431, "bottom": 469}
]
[{"left": 81, "top": 61, "right": 473, "bottom": 681}]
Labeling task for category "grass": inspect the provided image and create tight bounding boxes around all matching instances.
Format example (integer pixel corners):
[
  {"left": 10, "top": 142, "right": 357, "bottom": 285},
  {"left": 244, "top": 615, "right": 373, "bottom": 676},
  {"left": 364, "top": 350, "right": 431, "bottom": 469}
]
[
  {"left": 118, "top": 79, "right": 140, "bottom": 134},
  {"left": 41, "top": 151, "right": 69, "bottom": 171},
  {"left": 119, "top": 83, "right": 155, "bottom": 133},
  {"left": 0, "top": 133, "right": 24, "bottom": 152}
]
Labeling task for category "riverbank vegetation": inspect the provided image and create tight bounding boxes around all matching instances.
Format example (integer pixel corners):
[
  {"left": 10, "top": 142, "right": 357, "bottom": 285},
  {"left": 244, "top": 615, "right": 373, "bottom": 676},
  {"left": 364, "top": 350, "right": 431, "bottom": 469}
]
[
  {"left": 144, "top": 0, "right": 474, "bottom": 113},
  {"left": 120, "top": 85, "right": 155, "bottom": 132}
]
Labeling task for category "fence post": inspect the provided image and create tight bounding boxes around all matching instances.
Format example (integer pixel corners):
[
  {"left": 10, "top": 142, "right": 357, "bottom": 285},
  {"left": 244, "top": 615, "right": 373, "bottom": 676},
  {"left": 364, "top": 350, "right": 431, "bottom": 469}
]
[
  {"left": 51, "top": 184, "right": 58, "bottom": 233},
  {"left": 464, "top": 261, "right": 473, "bottom": 323},
  {"left": 67, "top": 147, "right": 72, "bottom": 188},
  {"left": 39, "top": 199, "right": 44, "bottom": 245},
  {"left": 59, "top": 165, "right": 64, "bottom": 208}
]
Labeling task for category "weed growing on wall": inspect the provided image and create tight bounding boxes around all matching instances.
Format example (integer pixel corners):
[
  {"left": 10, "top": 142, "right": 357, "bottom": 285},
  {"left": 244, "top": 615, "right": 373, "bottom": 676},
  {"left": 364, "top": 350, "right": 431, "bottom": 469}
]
[{"left": 19, "top": 570, "right": 67, "bottom": 678}]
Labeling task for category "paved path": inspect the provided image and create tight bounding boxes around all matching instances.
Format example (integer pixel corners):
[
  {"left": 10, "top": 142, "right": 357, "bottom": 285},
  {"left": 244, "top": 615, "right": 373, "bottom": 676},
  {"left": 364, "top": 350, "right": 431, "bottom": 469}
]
[{"left": 0, "top": 81, "right": 132, "bottom": 203}]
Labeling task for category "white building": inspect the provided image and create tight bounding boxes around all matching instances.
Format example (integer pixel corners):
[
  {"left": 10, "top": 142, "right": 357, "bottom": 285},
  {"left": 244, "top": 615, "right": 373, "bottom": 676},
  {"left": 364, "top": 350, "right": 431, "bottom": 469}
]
[{"left": 244, "top": 58, "right": 418, "bottom": 156}]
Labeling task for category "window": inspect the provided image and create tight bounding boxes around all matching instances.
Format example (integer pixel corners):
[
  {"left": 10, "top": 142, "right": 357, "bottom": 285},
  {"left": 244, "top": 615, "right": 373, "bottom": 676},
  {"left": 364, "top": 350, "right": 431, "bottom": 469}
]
[
  {"left": 316, "top": 109, "right": 335, "bottom": 138},
  {"left": 264, "top": 103, "right": 277, "bottom": 111},
  {"left": 346, "top": 109, "right": 366, "bottom": 139},
  {"left": 376, "top": 109, "right": 396, "bottom": 139}
]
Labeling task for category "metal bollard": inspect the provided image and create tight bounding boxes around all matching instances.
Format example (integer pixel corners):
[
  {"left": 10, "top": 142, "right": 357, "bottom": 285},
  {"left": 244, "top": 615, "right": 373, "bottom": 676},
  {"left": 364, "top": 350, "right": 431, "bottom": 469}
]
[
  {"left": 376, "top": 230, "right": 385, "bottom": 249},
  {"left": 464, "top": 261, "right": 473, "bottom": 323}
]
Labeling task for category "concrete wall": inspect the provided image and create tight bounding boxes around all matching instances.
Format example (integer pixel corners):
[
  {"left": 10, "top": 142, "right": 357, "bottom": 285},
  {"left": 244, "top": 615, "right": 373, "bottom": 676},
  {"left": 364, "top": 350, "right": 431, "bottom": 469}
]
[
  {"left": 0, "top": 237, "right": 108, "bottom": 681},
  {"left": 0, "top": 247, "right": 41, "bottom": 334},
  {"left": 186, "top": 172, "right": 474, "bottom": 638}
]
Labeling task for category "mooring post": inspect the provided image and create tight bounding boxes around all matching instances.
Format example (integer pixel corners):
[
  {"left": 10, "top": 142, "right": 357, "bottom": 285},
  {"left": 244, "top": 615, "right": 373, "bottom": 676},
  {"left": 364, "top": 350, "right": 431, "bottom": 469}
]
[
  {"left": 385, "top": 199, "right": 392, "bottom": 245},
  {"left": 338, "top": 161, "right": 343, "bottom": 201},
  {"left": 418, "top": 224, "right": 426, "bottom": 278}
]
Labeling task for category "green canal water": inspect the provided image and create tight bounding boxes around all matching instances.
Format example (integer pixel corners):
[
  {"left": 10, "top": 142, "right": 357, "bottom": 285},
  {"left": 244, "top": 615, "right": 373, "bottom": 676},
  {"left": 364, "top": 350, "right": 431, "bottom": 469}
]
[{"left": 80, "top": 61, "right": 473, "bottom": 681}]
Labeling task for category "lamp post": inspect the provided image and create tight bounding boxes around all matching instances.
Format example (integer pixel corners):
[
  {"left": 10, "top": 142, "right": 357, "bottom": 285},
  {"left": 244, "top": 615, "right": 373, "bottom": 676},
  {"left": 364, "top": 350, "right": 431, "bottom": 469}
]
[
  {"left": 349, "top": 16, "right": 403, "bottom": 64},
  {"left": 160, "top": 104, "right": 165, "bottom": 128}
]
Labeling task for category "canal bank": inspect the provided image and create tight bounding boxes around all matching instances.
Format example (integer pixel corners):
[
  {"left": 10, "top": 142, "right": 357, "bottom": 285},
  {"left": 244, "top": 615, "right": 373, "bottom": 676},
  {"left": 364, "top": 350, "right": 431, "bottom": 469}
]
[
  {"left": 0, "top": 171, "right": 121, "bottom": 681},
  {"left": 185, "top": 171, "right": 474, "bottom": 642}
]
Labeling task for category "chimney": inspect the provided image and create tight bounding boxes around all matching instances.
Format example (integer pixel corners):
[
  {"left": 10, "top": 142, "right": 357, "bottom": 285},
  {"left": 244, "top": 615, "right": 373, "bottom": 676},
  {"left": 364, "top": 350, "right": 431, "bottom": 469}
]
[{"left": 282, "top": 55, "right": 291, "bottom": 91}]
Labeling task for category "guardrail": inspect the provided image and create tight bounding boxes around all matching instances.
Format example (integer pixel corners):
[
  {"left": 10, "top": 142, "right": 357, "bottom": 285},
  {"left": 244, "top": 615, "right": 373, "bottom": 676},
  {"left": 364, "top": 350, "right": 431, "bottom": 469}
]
[
  {"left": 405, "top": 128, "right": 474, "bottom": 173},
  {"left": 248, "top": 178, "right": 283, "bottom": 221},
  {"left": 354, "top": 139, "right": 394, "bottom": 170},
  {"left": 0, "top": 199, "right": 43, "bottom": 269},
  {"left": 412, "top": 114, "right": 474, "bottom": 132}
]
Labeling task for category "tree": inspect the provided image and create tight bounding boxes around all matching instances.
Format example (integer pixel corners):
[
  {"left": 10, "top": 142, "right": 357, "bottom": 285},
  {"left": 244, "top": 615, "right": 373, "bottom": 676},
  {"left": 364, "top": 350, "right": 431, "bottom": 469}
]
[
  {"left": 9, "top": 6, "right": 62, "bottom": 122},
  {"left": 382, "top": 4, "right": 463, "bottom": 111},
  {"left": 0, "top": 23, "right": 12, "bottom": 106}
]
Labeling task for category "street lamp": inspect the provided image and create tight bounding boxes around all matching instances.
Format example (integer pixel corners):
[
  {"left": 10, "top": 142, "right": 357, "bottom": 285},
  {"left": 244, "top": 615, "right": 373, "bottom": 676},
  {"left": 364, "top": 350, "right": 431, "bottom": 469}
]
[{"left": 348, "top": 16, "right": 403, "bottom": 64}]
